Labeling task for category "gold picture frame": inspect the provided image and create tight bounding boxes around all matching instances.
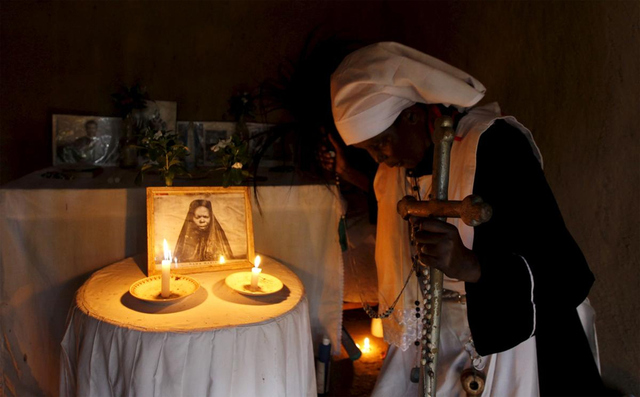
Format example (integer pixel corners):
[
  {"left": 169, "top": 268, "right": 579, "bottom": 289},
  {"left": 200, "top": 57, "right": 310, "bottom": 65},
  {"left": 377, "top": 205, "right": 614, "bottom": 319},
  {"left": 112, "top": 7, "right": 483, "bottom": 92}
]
[{"left": 146, "top": 186, "right": 255, "bottom": 276}]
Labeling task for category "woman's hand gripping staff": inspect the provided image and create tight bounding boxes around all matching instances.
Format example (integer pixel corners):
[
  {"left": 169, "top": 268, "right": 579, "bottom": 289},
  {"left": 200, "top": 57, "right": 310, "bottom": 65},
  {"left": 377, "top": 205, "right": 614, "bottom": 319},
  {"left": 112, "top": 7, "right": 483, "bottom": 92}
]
[{"left": 411, "top": 216, "right": 481, "bottom": 283}]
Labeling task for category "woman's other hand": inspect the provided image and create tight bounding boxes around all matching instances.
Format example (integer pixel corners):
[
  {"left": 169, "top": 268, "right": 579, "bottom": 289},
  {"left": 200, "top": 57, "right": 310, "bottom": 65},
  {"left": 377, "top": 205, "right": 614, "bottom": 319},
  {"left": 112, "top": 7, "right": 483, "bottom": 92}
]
[
  {"left": 319, "top": 133, "right": 348, "bottom": 174},
  {"left": 318, "top": 131, "right": 371, "bottom": 192}
]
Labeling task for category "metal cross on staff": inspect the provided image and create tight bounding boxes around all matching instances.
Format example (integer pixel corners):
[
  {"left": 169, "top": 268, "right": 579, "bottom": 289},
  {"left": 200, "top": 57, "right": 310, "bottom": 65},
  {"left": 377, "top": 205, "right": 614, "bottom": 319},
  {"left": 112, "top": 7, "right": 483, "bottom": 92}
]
[{"left": 396, "top": 116, "right": 492, "bottom": 397}]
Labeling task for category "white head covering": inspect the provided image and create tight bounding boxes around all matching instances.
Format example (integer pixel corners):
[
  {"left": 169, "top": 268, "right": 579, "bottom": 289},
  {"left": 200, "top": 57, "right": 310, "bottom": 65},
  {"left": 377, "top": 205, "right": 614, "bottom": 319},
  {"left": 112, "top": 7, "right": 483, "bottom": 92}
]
[{"left": 330, "top": 42, "right": 486, "bottom": 145}]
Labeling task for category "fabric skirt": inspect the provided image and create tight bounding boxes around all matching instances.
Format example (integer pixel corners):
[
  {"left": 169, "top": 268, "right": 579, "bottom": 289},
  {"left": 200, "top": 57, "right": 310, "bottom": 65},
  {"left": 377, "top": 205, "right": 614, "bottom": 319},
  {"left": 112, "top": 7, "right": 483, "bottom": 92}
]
[{"left": 371, "top": 298, "right": 599, "bottom": 397}]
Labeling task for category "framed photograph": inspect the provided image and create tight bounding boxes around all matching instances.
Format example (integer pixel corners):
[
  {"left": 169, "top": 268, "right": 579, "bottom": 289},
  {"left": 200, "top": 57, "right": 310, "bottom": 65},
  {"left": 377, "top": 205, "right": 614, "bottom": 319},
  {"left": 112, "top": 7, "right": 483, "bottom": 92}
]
[
  {"left": 245, "top": 122, "right": 276, "bottom": 164},
  {"left": 202, "top": 122, "right": 235, "bottom": 167},
  {"left": 142, "top": 100, "right": 177, "bottom": 133},
  {"left": 146, "top": 186, "right": 255, "bottom": 275},
  {"left": 177, "top": 121, "right": 274, "bottom": 168},
  {"left": 52, "top": 114, "right": 122, "bottom": 166}
]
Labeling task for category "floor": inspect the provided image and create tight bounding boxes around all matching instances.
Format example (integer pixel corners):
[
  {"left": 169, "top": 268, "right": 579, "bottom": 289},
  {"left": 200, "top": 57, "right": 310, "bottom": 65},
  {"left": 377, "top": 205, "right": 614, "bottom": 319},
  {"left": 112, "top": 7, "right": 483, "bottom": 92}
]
[{"left": 325, "top": 308, "right": 388, "bottom": 397}]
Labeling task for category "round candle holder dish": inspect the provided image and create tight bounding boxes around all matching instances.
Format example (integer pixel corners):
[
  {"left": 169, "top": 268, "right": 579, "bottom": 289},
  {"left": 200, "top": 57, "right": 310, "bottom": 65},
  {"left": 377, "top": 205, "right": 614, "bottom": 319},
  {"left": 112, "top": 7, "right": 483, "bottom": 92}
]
[
  {"left": 130, "top": 274, "right": 200, "bottom": 304},
  {"left": 225, "top": 272, "right": 284, "bottom": 296}
]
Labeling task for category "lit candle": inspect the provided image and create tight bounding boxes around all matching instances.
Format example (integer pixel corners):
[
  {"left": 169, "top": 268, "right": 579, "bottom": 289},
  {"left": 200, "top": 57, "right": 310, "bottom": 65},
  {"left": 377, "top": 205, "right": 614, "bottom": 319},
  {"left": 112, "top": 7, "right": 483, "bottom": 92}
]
[
  {"left": 363, "top": 337, "right": 371, "bottom": 353},
  {"left": 161, "top": 239, "right": 171, "bottom": 298},
  {"left": 219, "top": 255, "right": 226, "bottom": 264},
  {"left": 371, "top": 318, "right": 384, "bottom": 338},
  {"left": 250, "top": 255, "right": 262, "bottom": 290},
  {"left": 356, "top": 338, "right": 372, "bottom": 354}
]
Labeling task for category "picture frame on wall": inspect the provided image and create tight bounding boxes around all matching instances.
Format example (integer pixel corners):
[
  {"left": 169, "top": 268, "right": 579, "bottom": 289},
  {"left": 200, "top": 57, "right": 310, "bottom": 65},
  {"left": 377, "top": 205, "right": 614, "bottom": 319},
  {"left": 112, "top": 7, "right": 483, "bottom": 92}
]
[
  {"left": 146, "top": 186, "right": 255, "bottom": 275},
  {"left": 52, "top": 114, "right": 122, "bottom": 166}
]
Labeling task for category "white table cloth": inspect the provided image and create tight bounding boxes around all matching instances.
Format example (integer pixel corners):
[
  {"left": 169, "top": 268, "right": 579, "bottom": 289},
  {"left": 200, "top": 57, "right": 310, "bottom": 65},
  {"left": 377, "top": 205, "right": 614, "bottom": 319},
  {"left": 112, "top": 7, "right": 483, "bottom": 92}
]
[
  {"left": 0, "top": 167, "right": 344, "bottom": 397},
  {"left": 60, "top": 256, "right": 316, "bottom": 397}
]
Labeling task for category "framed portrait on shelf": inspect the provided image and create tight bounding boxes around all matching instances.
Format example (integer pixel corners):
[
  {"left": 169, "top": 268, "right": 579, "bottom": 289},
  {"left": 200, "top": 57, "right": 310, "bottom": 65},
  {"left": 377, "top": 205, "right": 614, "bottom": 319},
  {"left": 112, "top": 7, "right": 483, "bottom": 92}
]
[
  {"left": 146, "top": 186, "right": 255, "bottom": 275},
  {"left": 142, "top": 100, "right": 177, "bottom": 133},
  {"left": 52, "top": 114, "right": 122, "bottom": 166},
  {"left": 245, "top": 122, "right": 276, "bottom": 165},
  {"left": 176, "top": 121, "right": 234, "bottom": 167},
  {"left": 177, "top": 121, "right": 275, "bottom": 168}
]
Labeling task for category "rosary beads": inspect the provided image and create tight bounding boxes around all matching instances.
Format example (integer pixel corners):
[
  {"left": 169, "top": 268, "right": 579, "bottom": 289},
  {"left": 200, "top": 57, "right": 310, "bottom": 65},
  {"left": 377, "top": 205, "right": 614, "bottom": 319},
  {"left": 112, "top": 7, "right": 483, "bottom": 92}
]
[{"left": 335, "top": 172, "right": 415, "bottom": 320}]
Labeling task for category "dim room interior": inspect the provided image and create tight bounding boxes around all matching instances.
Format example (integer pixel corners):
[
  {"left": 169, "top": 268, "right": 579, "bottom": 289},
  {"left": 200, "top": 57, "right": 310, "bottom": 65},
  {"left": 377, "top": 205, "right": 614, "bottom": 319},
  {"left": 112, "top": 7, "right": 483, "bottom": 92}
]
[{"left": 0, "top": 1, "right": 638, "bottom": 396}]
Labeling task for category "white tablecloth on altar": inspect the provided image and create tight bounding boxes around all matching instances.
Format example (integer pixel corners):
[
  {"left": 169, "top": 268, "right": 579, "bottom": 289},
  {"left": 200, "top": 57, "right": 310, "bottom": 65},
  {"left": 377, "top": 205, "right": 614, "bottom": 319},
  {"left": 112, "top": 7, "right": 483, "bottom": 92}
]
[
  {"left": 0, "top": 168, "right": 344, "bottom": 397},
  {"left": 60, "top": 257, "right": 316, "bottom": 397}
]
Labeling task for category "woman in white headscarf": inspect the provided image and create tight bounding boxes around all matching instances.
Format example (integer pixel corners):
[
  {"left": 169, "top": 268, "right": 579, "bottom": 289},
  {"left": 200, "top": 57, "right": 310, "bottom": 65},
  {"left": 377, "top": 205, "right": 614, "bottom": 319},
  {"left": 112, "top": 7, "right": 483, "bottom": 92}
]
[{"left": 329, "top": 42, "right": 607, "bottom": 397}]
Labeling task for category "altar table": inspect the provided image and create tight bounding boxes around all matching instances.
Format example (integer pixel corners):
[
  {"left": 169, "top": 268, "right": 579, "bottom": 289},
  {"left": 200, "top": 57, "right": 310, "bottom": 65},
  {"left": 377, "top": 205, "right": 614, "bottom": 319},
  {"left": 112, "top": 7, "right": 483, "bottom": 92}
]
[
  {"left": 60, "top": 257, "right": 316, "bottom": 397},
  {"left": 0, "top": 167, "right": 344, "bottom": 397}
]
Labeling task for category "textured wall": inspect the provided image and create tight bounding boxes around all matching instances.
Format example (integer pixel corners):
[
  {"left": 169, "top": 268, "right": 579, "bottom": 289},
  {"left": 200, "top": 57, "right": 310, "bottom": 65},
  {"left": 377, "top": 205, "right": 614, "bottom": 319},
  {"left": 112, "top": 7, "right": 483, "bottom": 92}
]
[
  {"left": 1, "top": 1, "right": 638, "bottom": 395},
  {"left": 0, "top": 1, "right": 392, "bottom": 184}
]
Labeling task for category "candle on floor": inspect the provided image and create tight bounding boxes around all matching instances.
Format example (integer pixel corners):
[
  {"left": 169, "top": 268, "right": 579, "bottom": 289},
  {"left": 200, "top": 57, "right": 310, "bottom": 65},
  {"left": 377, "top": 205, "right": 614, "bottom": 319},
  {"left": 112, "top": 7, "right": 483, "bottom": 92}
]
[
  {"left": 363, "top": 337, "right": 371, "bottom": 353},
  {"left": 161, "top": 239, "right": 171, "bottom": 298},
  {"left": 356, "top": 337, "right": 372, "bottom": 354},
  {"left": 250, "top": 255, "right": 262, "bottom": 290},
  {"left": 371, "top": 318, "right": 384, "bottom": 338}
]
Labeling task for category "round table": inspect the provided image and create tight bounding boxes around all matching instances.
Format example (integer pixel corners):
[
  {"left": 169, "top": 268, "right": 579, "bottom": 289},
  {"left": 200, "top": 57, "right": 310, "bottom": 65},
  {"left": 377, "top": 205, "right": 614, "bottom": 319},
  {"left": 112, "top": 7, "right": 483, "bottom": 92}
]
[{"left": 60, "top": 256, "right": 317, "bottom": 397}]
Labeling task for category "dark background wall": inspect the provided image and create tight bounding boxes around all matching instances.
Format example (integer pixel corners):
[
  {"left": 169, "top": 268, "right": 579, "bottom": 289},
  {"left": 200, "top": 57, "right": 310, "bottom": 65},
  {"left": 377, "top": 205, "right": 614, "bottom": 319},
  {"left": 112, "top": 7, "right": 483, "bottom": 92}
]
[{"left": 1, "top": 1, "right": 638, "bottom": 395}]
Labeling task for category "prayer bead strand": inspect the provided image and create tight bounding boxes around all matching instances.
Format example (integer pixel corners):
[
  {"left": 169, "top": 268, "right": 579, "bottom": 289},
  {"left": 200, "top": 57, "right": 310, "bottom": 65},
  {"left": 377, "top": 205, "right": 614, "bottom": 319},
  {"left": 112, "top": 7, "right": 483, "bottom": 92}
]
[{"left": 336, "top": 173, "right": 415, "bottom": 320}]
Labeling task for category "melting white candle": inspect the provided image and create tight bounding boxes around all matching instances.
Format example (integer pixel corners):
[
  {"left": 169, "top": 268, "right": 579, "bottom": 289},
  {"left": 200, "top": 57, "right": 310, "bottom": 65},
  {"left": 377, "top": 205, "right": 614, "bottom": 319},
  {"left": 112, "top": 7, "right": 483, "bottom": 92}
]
[
  {"left": 371, "top": 318, "right": 384, "bottom": 338},
  {"left": 161, "top": 239, "right": 171, "bottom": 298},
  {"left": 250, "top": 255, "right": 262, "bottom": 290}
]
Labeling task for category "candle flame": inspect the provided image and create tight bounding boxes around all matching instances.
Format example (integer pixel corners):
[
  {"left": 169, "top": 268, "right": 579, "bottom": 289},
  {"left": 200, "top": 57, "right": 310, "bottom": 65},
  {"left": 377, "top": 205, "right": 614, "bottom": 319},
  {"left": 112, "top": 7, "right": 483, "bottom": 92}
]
[
  {"left": 254, "top": 255, "right": 261, "bottom": 268},
  {"left": 362, "top": 337, "right": 371, "bottom": 353},
  {"left": 163, "top": 239, "right": 172, "bottom": 261},
  {"left": 219, "top": 255, "right": 226, "bottom": 264}
]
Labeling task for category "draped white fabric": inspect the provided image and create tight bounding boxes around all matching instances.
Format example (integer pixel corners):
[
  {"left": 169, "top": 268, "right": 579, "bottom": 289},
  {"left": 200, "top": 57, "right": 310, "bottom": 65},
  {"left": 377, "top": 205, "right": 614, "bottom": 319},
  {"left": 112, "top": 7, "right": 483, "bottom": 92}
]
[
  {"left": 0, "top": 168, "right": 343, "bottom": 397},
  {"left": 60, "top": 257, "right": 316, "bottom": 397},
  {"left": 372, "top": 300, "right": 540, "bottom": 397},
  {"left": 250, "top": 185, "right": 345, "bottom": 353}
]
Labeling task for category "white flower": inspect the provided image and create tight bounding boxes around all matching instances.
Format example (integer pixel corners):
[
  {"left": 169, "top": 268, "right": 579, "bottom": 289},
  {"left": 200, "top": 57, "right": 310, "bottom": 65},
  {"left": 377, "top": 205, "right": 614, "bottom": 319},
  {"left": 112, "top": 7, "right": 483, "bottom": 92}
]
[
  {"left": 153, "top": 131, "right": 163, "bottom": 140},
  {"left": 232, "top": 162, "right": 243, "bottom": 169},
  {"left": 211, "top": 137, "right": 232, "bottom": 152}
]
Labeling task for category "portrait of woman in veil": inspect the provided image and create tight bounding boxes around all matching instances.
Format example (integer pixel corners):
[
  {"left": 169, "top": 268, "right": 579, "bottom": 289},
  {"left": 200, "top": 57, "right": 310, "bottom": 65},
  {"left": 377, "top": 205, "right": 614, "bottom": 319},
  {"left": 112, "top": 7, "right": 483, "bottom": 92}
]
[{"left": 174, "top": 199, "right": 234, "bottom": 263}]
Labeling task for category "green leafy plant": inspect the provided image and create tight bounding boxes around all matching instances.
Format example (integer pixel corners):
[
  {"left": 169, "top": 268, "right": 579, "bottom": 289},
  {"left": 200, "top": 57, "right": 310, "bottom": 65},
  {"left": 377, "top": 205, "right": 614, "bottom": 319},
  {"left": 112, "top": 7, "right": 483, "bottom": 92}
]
[
  {"left": 211, "top": 133, "right": 251, "bottom": 187},
  {"left": 111, "top": 83, "right": 149, "bottom": 117},
  {"left": 136, "top": 128, "right": 190, "bottom": 186}
]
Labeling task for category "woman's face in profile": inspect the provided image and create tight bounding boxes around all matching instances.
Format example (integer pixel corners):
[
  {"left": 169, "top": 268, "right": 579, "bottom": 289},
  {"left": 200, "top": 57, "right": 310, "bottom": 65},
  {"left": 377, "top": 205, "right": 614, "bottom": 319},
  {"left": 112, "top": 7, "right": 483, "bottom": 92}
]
[{"left": 193, "top": 206, "right": 211, "bottom": 230}]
